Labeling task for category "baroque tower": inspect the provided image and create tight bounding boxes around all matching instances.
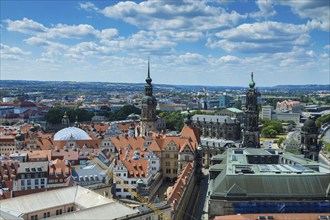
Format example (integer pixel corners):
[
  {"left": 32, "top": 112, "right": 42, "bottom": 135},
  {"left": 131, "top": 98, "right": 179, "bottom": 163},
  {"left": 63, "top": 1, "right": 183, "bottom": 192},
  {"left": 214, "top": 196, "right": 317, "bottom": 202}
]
[
  {"left": 300, "top": 116, "right": 321, "bottom": 161},
  {"left": 140, "top": 57, "right": 157, "bottom": 136},
  {"left": 242, "top": 72, "right": 260, "bottom": 148}
]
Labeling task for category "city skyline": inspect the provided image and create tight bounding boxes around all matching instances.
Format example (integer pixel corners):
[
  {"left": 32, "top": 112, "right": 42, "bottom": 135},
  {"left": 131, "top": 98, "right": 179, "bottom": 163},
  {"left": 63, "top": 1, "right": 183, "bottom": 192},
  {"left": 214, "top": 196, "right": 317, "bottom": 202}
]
[{"left": 1, "top": 0, "right": 329, "bottom": 86}]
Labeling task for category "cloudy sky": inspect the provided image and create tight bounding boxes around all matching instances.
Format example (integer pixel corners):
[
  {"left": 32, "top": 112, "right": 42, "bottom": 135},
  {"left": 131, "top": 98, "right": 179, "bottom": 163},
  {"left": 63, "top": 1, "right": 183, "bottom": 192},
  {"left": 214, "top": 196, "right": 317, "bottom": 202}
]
[{"left": 1, "top": 0, "right": 329, "bottom": 86}]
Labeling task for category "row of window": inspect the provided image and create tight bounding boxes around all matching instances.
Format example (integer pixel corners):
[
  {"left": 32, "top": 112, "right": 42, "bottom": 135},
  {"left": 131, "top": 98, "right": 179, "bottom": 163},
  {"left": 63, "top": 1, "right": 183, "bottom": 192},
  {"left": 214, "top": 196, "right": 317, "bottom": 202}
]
[
  {"left": 165, "top": 161, "right": 178, "bottom": 166},
  {"left": 117, "top": 180, "right": 137, "bottom": 185},
  {"left": 165, "top": 169, "right": 178, "bottom": 174},
  {"left": 20, "top": 173, "right": 47, "bottom": 179},
  {"left": 21, "top": 185, "right": 45, "bottom": 190},
  {"left": 49, "top": 179, "right": 64, "bottom": 183},
  {"left": 20, "top": 178, "right": 45, "bottom": 186},
  {"left": 165, "top": 154, "right": 178, "bottom": 158}
]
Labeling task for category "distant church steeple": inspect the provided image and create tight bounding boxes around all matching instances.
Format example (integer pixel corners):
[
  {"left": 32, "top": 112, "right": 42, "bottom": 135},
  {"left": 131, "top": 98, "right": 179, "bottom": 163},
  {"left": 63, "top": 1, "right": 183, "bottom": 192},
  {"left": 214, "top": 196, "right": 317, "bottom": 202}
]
[
  {"left": 62, "top": 112, "right": 70, "bottom": 128},
  {"left": 300, "top": 116, "right": 321, "bottom": 161},
  {"left": 140, "top": 57, "right": 157, "bottom": 136},
  {"left": 242, "top": 72, "right": 260, "bottom": 148}
]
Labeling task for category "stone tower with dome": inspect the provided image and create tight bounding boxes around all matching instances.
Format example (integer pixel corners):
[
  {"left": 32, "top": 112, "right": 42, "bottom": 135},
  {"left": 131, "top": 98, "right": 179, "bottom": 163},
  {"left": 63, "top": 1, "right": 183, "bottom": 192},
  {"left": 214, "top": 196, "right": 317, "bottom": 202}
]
[
  {"left": 242, "top": 72, "right": 261, "bottom": 148},
  {"left": 300, "top": 116, "right": 321, "bottom": 161},
  {"left": 140, "top": 58, "right": 157, "bottom": 136}
]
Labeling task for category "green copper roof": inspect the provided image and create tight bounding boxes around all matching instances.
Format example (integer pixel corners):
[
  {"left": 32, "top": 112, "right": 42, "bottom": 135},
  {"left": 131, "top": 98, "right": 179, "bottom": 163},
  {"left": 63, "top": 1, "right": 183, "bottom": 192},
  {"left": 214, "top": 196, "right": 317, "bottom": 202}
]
[{"left": 249, "top": 72, "right": 255, "bottom": 88}]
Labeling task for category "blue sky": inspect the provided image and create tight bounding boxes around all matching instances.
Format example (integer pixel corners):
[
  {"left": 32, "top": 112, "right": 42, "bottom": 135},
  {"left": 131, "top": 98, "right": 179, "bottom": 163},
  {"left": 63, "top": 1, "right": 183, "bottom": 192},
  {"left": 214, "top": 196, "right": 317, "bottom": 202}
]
[{"left": 1, "top": 0, "right": 329, "bottom": 86}]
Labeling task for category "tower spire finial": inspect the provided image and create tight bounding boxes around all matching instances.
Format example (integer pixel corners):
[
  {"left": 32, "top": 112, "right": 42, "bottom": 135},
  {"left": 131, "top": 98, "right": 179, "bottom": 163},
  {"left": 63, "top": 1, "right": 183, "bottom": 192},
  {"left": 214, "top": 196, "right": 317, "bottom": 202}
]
[
  {"left": 249, "top": 72, "right": 255, "bottom": 88},
  {"left": 146, "top": 56, "right": 152, "bottom": 84},
  {"left": 148, "top": 56, "right": 150, "bottom": 78}
]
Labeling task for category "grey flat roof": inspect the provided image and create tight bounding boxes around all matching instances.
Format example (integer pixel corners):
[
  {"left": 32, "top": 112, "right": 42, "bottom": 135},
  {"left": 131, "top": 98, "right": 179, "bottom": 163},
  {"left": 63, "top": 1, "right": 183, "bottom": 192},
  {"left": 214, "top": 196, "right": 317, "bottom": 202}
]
[
  {"left": 17, "top": 161, "right": 48, "bottom": 173},
  {"left": 47, "top": 202, "right": 138, "bottom": 220},
  {"left": 0, "top": 186, "right": 113, "bottom": 217},
  {"left": 209, "top": 148, "right": 330, "bottom": 199}
]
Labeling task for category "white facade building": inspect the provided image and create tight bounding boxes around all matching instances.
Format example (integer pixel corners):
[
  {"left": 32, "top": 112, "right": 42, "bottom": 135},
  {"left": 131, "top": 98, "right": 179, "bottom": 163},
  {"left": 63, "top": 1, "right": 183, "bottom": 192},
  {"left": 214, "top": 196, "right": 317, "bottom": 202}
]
[
  {"left": 113, "top": 151, "right": 160, "bottom": 199},
  {"left": 15, "top": 161, "right": 48, "bottom": 191}
]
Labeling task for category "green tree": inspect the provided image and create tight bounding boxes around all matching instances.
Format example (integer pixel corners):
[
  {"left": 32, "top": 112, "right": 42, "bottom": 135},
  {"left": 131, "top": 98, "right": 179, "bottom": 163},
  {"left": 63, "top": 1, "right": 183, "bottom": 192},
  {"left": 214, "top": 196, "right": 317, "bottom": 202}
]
[
  {"left": 277, "top": 137, "right": 285, "bottom": 148},
  {"left": 164, "top": 111, "right": 184, "bottom": 131},
  {"left": 66, "top": 108, "right": 94, "bottom": 122},
  {"left": 114, "top": 105, "right": 141, "bottom": 120},
  {"left": 261, "top": 120, "right": 284, "bottom": 138},
  {"left": 233, "top": 100, "right": 242, "bottom": 109},
  {"left": 261, "top": 126, "right": 277, "bottom": 138},
  {"left": 45, "top": 107, "right": 64, "bottom": 124},
  {"left": 316, "top": 114, "right": 330, "bottom": 127}
]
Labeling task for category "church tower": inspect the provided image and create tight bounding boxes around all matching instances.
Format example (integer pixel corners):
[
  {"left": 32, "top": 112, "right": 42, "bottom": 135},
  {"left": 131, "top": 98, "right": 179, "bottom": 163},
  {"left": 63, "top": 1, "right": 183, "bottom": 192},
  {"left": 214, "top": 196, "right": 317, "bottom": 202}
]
[
  {"left": 242, "top": 72, "right": 260, "bottom": 148},
  {"left": 62, "top": 112, "right": 70, "bottom": 128},
  {"left": 140, "top": 57, "right": 157, "bottom": 136},
  {"left": 300, "top": 116, "right": 321, "bottom": 161}
]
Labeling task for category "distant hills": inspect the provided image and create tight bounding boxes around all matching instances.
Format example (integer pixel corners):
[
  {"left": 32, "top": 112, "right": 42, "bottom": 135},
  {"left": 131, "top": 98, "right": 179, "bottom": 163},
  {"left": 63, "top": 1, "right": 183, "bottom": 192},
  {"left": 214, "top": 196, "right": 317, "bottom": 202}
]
[{"left": 0, "top": 80, "right": 329, "bottom": 93}]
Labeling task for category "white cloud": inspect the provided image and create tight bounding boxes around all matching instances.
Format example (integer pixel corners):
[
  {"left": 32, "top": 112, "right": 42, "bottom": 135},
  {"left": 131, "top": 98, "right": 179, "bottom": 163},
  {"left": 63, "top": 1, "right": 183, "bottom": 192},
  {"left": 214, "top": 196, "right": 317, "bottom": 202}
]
[
  {"left": 278, "top": 0, "right": 330, "bottom": 31},
  {"left": 250, "top": 0, "right": 277, "bottom": 19},
  {"left": 208, "top": 21, "right": 310, "bottom": 53},
  {"left": 24, "top": 37, "right": 68, "bottom": 49},
  {"left": 85, "top": 1, "right": 245, "bottom": 32},
  {"left": 64, "top": 42, "right": 112, "bottom": 60},
  {"left": 79, "top": 2, "right": 99, "bottom": 12},
  {"left": 0, "top": 43, "right": 31, "bottom": 60},
  {"left": 5, "top": 18, "right": 118, "bottom": 40},
  {"left": 42, "top": 24, "right": 100, "bottom": 39},
  {"left": 100, "top": 30, "right": 176, "bottom": 55},
  {"left": 218, "top": 55, "right": 239, "bottom": 63},
  {"left": 100, "top": 28, "right": 118, "bottom": 39},
  {"left": 5, "top": 18, "right": 47, "bottom": 34}
]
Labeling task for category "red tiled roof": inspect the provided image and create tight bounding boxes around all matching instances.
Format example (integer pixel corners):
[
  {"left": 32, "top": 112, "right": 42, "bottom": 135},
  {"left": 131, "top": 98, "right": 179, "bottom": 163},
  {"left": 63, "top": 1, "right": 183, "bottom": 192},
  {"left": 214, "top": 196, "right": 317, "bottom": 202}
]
[
  {"left": 18, "top": 101, "right": 37, "bottom": 108},
  {"left": 167, "top": 162, "right": 193, "bottom": 209}
]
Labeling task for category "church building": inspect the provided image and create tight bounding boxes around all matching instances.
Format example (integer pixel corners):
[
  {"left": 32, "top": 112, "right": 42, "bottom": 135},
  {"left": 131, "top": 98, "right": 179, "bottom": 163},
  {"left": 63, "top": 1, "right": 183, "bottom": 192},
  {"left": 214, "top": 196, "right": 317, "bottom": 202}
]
[
  {"left": 140, "top": 58, "right": 158, "bottom": 136},
  {"left": 242, "top": 72, "right": 261, "bottom": 148}
]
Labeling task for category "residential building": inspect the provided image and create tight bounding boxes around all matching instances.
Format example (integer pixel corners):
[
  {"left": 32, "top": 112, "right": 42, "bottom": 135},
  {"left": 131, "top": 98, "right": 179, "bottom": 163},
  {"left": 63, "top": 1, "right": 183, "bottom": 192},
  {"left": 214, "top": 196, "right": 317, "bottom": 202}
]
[
  {"left": 166, "top": 162, "right": 195, "bottom": 220},
  {"left": 219, "top": 95, "right": 230, "bottom": 108},
  {"left": 15, "top": 161, "right": 48, "bottom": 191},
  {"left": 200, "top": 138, "right": 235, "bottom": 167},
  {"left": 276, "top": 100, "right": 301, "bottom": 112},
  {"left": 0, "top": 106, "right": 14, "bottom": 117},
  {"left": 14, "top": 101, "right": 38, "bottom": 114},
  {"left": 157, "top": 103, "right": 187, "bottom": 112},
  {"left": 261, "top": 105, "right": 274, "bottom": 120},
  {"left": 72, "top": 162, "right": 107, "bottom": 187},
  {"left": 109, "top": 124, "right": 200, "bottom": 181},
  {"left": 261, "top": 105, "right": 300, "bottom": 124},
  {"left": 0, "top": 135, "right": 16, "bottom": 154},
  {"left": 202, "top": 99, "right": 220, "bottom": 110},
  {"left": 0, "top": 186, "right": 171, "bottom": 220},
  {"left": 112, "top": 149, "right": 161, "bottom": 199},
  {"left": 48, "top": 159, "right": 71, "bottom": 188}
]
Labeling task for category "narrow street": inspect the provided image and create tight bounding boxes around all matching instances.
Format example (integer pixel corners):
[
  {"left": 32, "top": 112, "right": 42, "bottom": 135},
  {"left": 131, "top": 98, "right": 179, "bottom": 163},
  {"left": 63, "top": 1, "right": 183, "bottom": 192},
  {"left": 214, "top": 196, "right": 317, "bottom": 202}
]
[{"left": 184, "top": 168, "right": 209, "bottom": 220}]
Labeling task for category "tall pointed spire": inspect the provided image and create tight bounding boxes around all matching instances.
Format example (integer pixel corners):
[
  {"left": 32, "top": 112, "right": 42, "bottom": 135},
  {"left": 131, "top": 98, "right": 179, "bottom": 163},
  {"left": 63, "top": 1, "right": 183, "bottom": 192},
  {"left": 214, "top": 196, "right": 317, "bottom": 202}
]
[
  {"left": 146, "top": 56, "right": 152, "bottom": 84},
  {"left": 249, "top": 72, "right": 255, "bottom": 88}
]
